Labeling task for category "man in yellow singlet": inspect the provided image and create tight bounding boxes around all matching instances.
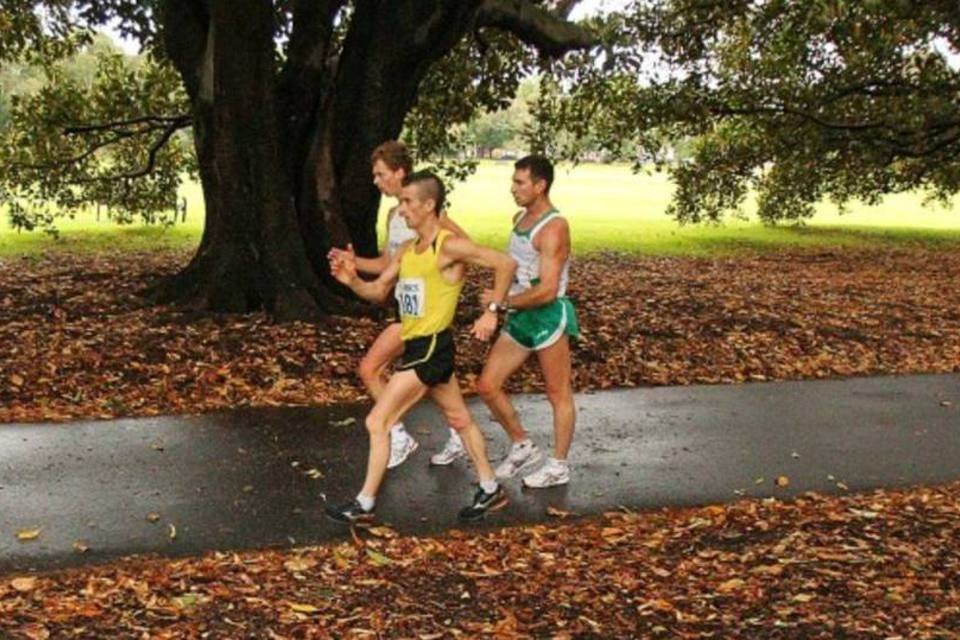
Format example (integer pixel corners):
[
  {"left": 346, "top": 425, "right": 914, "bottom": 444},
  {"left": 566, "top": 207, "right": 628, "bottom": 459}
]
[
  {"left": 325, "top": 170, "right": 517, "bottom": 523},
  {"left": 339, "top": 141, "right": 467, "bottom": 470}
]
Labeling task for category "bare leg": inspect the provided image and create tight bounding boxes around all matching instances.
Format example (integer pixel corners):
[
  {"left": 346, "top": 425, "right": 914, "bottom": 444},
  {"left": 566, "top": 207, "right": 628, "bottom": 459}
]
[
  {"left": 430, "top": 376, "right": 495, "bottom": 483},
  {"left": 359, "top": 370, "right": 427, "bottom": 498},
  {"left": 536, "top": 335, "right": 575, "bottom": 459},
  {"left": 475, "top": 334, "right": 531, "bottom": 443},
  {"left": 357, "top": 323, "right": 404, "bottom": 400}
]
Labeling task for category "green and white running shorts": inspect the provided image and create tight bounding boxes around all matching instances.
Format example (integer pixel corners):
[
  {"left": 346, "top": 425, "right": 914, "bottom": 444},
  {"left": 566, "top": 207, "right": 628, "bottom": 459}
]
[{"left": 503, "top": 297, "right": 580, "bottom": 351}]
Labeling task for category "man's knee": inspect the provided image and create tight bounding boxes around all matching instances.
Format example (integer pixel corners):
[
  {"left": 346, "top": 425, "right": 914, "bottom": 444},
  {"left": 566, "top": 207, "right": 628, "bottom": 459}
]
[
  {"left": 545, "top": 381, "right": 573, "bottom": 406},
  {"left": 357, "top": 356, "right": 379, "bottom": 384},
  {"left": 446, "top": 409, "right": 472, "bottom": 432},
  {"left": 476, "top": 374, "right": 501, "bottom": 399},
  {"left": 365, "top": 412, "right": 389, "bottom": 435}
]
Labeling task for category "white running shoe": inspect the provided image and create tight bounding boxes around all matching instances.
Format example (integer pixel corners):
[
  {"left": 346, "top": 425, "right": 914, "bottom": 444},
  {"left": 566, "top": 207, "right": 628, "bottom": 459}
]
[
  {"left": 387, "top": 433, "right": 419, "bottom": 469},
  {"left": 494, "top": 440, "right": 543, "bottom": 479},
  {"left": 430, "top": 434, "right": 466, "bottom": 466},
  {"left": 522, "top": 458, "right": 570, "bottom": 488}
]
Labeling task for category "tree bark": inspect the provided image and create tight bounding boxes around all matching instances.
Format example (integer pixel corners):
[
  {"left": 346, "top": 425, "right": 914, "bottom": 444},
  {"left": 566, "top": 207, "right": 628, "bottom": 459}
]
[
  {"left": 329, "top": 1, "right": 483, "bottom": 257},
  {"left": 150, "top": 0, "right": 331, "bottom": 320}
]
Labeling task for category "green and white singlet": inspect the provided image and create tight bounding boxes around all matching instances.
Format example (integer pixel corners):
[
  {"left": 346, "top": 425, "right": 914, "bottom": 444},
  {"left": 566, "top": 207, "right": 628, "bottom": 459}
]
[{"left": 503, "top": 209, "right": 580, "bottom": 350}]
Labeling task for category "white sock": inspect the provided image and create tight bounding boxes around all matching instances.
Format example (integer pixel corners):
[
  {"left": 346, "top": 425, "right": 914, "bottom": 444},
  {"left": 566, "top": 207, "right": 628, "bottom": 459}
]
[
  {"left": 480, "top": 479, "right": 499, "bottom": 494},
  {"left": 549, "top": 457, "right": 568, "bottom": 469},
  {"left": 514, "top": 438, "right": 533, "bottom": 451},
  {"left": 449, "top": 427, "right": 461, "bottom": 443},
  {"left": 390, "top": 423, "right": 407, "bottom": 439},
  {"left": 356, "top": 493, "right": 375, "bottom": 512}
]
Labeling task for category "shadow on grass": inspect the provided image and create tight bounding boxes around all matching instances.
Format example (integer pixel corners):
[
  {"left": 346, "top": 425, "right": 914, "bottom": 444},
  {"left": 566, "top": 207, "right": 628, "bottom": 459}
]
[
  {"left": 583, "top": 224, "right": 960, "bottom": 258},
  {"left": 0, "top": 226, "right": 200, "bottom": 257},
  {"left": 2, "top": 221, "right": 959, "bottom": 260}
]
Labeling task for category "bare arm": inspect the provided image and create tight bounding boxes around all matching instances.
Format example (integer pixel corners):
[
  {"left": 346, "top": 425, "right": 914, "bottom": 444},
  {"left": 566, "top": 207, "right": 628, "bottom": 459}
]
[
  {"left": 329, "top": 243, "right": 391, "bottom": 276},
  {"left": 356, "top": 208, "right": 402, "bottom": 275},
  {"left": 330, "top": 244, "right": 405, "bottom": 303},
  {"left": 507, "top": 218, "right": 570, "bottom": 309},
  {"left": 440, "top": 236, "right": 517, "bottom": 340},
  {"left": 355, "top": 251, "right": 391, "bottom": 275}
]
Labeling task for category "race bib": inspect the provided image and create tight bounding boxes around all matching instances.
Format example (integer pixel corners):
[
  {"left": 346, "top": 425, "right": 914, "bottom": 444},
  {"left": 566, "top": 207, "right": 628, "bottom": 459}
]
[{"left": 395, "top": 278, "right": 426, "bottom": 318}]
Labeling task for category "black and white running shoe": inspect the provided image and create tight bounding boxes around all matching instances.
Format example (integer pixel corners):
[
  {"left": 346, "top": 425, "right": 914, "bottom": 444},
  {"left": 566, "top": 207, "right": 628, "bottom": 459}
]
[
  {"left": 458, "top": 484, "right": 508, "bottom": 522},
  {"left": 325, "top": 499, "right": 375, "bottom": 524}
]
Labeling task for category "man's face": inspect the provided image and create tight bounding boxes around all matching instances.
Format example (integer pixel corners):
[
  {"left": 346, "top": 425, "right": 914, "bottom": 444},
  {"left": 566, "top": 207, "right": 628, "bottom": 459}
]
[
  {"left": 372, "top": 159, "right": 405, "bottom": 197},
  {"left": 398, "top": 183, "right": 434, "bottom": 229},
  {"left": 510, "top": 168, "right": 546, "bottom": 207}
]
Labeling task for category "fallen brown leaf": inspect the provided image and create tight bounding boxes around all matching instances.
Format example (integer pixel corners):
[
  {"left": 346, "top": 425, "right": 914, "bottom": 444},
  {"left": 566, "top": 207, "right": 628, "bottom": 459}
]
[
  {"left": 15, "top": 528, "right": 41, "bottom": 542},
  {"left": 10, "top": 577, "right": 37, "bottom": 592}
]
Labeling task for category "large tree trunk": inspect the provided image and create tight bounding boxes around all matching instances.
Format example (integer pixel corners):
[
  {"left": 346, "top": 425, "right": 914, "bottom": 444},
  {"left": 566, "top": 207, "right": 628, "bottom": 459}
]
[
  {"left": 150, "top": 0, "right": 338, "bottom": 320},
  {"left": 150, "top": 0, "right": 479, "bottom": 320},
  {"left": 147, "top": 0, "right": 592, "bottom": 321}
]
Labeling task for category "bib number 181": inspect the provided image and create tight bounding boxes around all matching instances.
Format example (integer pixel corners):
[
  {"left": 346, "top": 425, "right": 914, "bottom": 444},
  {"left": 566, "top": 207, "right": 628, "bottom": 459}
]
[{"left": 396, "top": 279, "right": 425, "bottom": 318}]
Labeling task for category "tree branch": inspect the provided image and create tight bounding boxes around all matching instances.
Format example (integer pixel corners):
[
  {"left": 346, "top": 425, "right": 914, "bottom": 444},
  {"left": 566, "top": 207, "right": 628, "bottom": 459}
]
[
  {"left": 553, "top": 0, "right": 582, "bottom": 19},
  {"left": 277, "top": 0, "right": 348, "bottom": 203},
  {"left": 77, "top": 118, "right": 187, "bottom": 182},
  {"left": 283, "top": 0, "right": 345, "bottom": 76},
  {"left": 714, "top": 101, "right": 960, "bottom": 144},
  {"left": 476, "top": 0, "right": 597, "bottom": 57},
  {"left": 18, "top": 129, "right": 143, "bottom": 170},
  {"left": 712, "top": 104, "right": 890, "bottom": 132},
  {"left": 159, "top": 0, "right": 210, "bottom": 100},
  {"left": 710, "top": 101, "right": 960, "bottom": 159},
  {"left": 63, "top": 114, "right": 192, "bottom": 135},
  {"left": 15, "top": 118, "right": 190, "bottom": 179}
]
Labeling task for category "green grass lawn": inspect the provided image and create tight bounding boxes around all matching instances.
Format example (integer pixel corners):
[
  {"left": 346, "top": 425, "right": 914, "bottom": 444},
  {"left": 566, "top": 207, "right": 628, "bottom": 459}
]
[{"left": 2, "top": 161, "right": 958, "bottom": 257}]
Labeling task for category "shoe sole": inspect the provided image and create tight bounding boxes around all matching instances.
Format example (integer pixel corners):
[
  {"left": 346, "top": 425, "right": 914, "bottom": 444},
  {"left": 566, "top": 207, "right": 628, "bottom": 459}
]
[
  {"left": 458, "top": 493, "right": 509, "bottom": 522},
  {"left": 522, "top": 475, "right": 570, "bottom": 489},
  {"left": 324, "top": 511, "right": 375, "bottom": 524},
  {"left": 495, "top": 450, "right": 544, "bottom": 479},
  {"left": 387, "top": 439, "right": 419, "bottom": 469},
  {"left": 429, "top": 450, "right": 466, "bottom": 466}
]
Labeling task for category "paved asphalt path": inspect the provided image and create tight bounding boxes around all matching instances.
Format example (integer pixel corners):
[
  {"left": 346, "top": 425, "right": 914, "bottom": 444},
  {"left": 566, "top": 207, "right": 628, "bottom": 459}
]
[{"left": 0, "top": 373, "right": 957, "bottom": 573}]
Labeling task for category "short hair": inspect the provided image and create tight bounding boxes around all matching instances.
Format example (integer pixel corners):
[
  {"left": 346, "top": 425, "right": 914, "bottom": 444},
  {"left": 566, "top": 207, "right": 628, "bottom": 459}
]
[
  {"left": 402, "top": 170, "right": 445, "bottom": 214},
  {"left": 515, "top": 154, "right": 554, "bottom": 192},
  {"left": 370, "top": 140, "right": 414, "bottom": 174}
]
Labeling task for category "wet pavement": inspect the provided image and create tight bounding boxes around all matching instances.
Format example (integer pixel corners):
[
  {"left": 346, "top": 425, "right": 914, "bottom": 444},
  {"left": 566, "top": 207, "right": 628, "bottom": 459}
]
[{"left": 0, "top": 373, "right": 957, "bottom": 573}]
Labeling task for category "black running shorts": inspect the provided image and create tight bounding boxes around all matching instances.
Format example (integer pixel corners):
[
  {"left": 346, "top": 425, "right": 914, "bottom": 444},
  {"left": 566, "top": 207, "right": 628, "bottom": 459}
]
[{"left": 397, "top": 329, "right": 455, "bottom": 386}]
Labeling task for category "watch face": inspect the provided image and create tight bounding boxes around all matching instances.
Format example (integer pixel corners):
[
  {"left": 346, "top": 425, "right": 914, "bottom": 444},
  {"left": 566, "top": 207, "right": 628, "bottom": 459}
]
[{"left": 487, "top": 302, "right": 498, "bottom": 312}]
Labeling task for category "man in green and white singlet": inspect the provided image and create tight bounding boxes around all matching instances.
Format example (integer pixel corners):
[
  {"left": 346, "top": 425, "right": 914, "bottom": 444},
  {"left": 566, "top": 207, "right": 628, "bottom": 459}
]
[
  {"left": 472, "top": 155, "right": 580, "bottom": 488},
  {"left": 325, "top": 170, "right": 518, "bottom": 523}
]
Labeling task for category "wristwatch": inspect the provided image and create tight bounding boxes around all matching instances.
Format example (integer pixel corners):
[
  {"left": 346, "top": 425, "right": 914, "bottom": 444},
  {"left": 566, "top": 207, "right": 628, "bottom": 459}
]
[{"left": 487, "top": 300, "right": 509, "bottom": 313}]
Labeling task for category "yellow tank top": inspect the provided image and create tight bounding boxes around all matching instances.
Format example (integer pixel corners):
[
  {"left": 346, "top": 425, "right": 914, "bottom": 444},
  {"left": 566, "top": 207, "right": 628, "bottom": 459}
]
[{"left": 396, "top": 229, "right": 463, "bottom": 340}]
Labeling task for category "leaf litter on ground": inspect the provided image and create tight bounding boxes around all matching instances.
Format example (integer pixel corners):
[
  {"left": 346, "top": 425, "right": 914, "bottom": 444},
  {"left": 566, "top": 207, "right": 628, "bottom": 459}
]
[
  {"left": 1, "top": 246, "right": 959, "bottom": 636},
  {"left": 1, "top": 481, "right": 959, "bottom": 638},
  {"left": 1, "top": 247, "right": 958, "bottom": 423}
]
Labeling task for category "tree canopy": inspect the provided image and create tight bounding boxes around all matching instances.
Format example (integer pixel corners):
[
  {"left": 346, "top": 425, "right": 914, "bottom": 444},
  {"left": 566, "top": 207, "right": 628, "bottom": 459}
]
[{"left": 536, "top": 0, "right": 960, "bottom": 223}]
